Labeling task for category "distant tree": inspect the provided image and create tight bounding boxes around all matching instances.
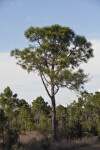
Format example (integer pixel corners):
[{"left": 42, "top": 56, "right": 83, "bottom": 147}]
[
  {"left": 18, "top": 104, "right": 31, "bottom": 130},
  {"left": 67, "top": 91, "right": 100, "bottom": 137},
  {"left": 80, "top": 91, "right": 100, "bottom": 136},
  {"left": 56, "top": 105, "right": 67, "bottom": 139},
  {"left": 11, "top": 24, "right": 93, "bottom": 139},
  {"left": 56, "top": 105, "right": 67, "bottom": 129},
  {"left": 0, "top": 87, "right": 18, "bottom": 127},
  {"left": 0, "top": 109, "right": 7, "bottom": 145},
  {"left": 17, "top": 99, "right": 29, "bottom": 108},
  {"left": 31, "top": 96, "right": 51, "bottom": 129}
]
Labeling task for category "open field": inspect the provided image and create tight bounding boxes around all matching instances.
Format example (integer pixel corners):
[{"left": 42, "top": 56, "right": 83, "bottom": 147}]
[
  {"left": 16, "top": 131, "right": 100, "bottom": 150},
  {"left": 0, "top": 131, "right": 100, "bottom": 150}
]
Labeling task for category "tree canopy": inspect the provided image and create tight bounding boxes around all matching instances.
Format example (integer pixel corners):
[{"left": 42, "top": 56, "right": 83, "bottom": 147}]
[{"left": 11, "top": 25, "right": 93, "bottom": 94}]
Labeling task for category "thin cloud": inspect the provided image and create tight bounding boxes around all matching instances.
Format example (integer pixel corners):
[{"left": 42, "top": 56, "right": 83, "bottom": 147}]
[
  {"left": 2, "top": 0, "right": 23, "bottom": 7},
  {"left": 98, "top": 89, "right": 100, "bottom": 92},
  {"left": 81, "top": 39, "right": 100, "bottom": 75}
]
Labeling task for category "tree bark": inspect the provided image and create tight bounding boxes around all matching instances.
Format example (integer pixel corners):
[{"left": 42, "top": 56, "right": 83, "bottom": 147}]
[
  {"left": 51, "top": 97, "right": 56, "bottom": 140},
  {"left": 1, "top": 126, "right": 5, "bottom": 150},
  {"left": 40, "top": 72, "right": 57, "bottom": 140},
  {"left": 51, "top": 84, "right": 56, "bottom": 140}
]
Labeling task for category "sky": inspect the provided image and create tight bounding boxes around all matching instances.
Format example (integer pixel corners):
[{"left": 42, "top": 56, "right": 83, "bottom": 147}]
[{"left": 0, "top": 0, "right": 100, "bottom": 106}]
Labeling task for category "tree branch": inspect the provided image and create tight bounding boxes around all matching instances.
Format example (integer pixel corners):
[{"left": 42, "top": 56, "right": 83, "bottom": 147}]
[
  {"left": 54, "top": 85, "right": 59, "bottom": 95},
  {"left": 40, "top": 72, "right": 51, "bottom": 98},
  {"left": 42, "top": 73, "right": 50, "bottom": 84}
]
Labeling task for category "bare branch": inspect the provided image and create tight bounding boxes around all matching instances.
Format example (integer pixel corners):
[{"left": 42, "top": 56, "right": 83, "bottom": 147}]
[
  {"left": 54, "top": 85, "right": 59, "bottom": 95},
  {"left": 42, "top": 73, "right": 50, "bottom": 84},
  {"left": 40, "top": 72, "right": 51, "bottom": 98}
]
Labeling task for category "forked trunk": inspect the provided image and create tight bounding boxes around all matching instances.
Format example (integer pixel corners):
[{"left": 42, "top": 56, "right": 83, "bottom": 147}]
[{"left": 40, "top": 72, "right": 57, "bottom": 139}]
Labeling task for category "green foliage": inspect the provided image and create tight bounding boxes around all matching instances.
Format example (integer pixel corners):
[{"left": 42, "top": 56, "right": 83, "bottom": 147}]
[
  {"left": 1, "top": 86, "right": 100, "bottom": 148},
  {"left": 32, "top": 96, "right": 50, "bottom": 116},
  {"left": 0, "top": 87, "right": 18, "bottom": 125},
  {"left": 0, "top": 108, "right": 7, "bottom": 129},
  {"left": 11, "top": 25, "right": 93, "bottom": 93},
  {"left": 31, "top": 96, "right": 51, "bottom": 131},
  {"left": 56, "top": 105, "right": 67, "bottom": 138},
  {"left": 18, "top": 99, "right": 29, "bottom": 108},
  {"left": 66, "top": 120, "right": 83, "bottom": 139},
  {"left": 5, "top": 128, "right": 19, "bottom": 149},
  {"left": 18, "top": 104, "right": 32, "bottom": 131}
]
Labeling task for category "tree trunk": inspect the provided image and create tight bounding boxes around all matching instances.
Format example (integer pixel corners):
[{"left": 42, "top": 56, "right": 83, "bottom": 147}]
[
  {"left": 51, "top": 97, "right": 56, "bottom": 140},
  {"left": 21, "top": 119, "right": 22, "bottom": 129},
  {"left": 2, "top": 127, "right": 5, "bottom": 146},
  {"left": 40, "top": 72, "right": 57, "bottom": 140},
  {"left": 51, "top": 83, "right": 56, "bottom": 140}
]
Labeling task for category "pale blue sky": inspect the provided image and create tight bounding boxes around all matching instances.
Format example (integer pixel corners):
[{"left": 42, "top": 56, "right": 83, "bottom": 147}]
[
  {"left": 0, "top": 0, "right": 100, "bottom": 105},
  {"left": 0, "top": 0, "right": 100, "bottom": 52}
]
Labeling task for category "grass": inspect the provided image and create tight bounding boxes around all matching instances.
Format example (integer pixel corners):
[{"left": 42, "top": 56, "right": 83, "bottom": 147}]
[
  {"left": 0, "top": 131, "right": 100, "bottom": 150},
  {"left": 19, "top": 131, "right": 44, "bottom": 144},
  {"left": 16, "top": 131, "right": 99, "bottom": 150},
  {"left": 50, "top": 136, "right": 99, "bottom": 150}
]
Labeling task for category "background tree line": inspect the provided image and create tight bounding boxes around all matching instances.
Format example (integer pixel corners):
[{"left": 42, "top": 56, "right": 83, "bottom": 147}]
[{"left": 0, "top": 86, "right": 100, "bottom": 148}]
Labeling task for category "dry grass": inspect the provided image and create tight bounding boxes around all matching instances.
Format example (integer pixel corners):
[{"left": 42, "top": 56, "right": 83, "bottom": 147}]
[
  {"left": 17, "top": 131, "right": 99, "bottom": 150},
  {"left": 51, "top": 136, "right": 99, "bottom": 150},
  {"left": 19, "top": 131, "right": 44, "bottom": 144}
]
